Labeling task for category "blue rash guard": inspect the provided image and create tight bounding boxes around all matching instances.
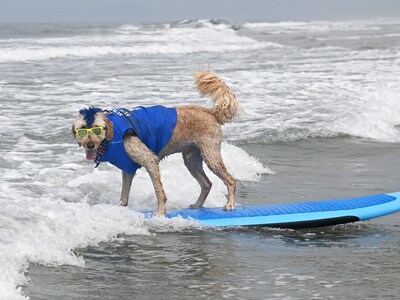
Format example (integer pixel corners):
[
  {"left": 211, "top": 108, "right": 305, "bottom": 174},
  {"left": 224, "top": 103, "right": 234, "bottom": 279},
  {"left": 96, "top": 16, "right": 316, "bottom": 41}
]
[{"left": 99, "top": 106, "right": 177, "bottom": 173}]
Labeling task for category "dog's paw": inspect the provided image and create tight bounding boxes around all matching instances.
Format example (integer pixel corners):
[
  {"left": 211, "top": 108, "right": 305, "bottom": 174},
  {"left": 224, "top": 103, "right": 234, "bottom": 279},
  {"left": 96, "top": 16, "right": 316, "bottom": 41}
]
[
  {"left": 223, "top": 203, "right": 235, "bottom": 211},
  {"left": 189, "top": 203, "right": 202, "bottom": 209},
  {"left": 152, "top": 210, "right": 166, "bottom": 217},
  {"left": 119, "top": 200, "right": 128, "bottom": 207}
]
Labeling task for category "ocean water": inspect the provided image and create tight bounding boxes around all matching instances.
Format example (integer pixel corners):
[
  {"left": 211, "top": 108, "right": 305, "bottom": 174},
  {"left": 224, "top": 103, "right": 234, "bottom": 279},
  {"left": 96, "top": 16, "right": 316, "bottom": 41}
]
[{"left": 1, "top": 18, "right": 400, "bottom": 299}]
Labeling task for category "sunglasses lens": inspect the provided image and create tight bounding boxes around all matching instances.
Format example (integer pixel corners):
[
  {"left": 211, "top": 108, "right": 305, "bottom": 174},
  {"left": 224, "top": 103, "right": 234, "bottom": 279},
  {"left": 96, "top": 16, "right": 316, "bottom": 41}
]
[
  {"left": 77, "top": 129, "right": 88, "bottom": 137},
  {"left": 92, "top": 127, "right": 102, "bottom": 135}
]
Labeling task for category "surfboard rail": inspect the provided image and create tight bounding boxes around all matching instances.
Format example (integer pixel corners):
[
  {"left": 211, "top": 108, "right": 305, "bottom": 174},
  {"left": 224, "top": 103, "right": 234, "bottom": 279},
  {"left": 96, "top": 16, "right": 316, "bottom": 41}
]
[{"left": 161, "top": 192, "right": 400, "bottom": 229}]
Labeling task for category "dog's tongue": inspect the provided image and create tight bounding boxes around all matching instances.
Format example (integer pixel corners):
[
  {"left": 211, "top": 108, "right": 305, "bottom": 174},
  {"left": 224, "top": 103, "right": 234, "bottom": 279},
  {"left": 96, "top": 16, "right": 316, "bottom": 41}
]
[{"left": 86, "top": 149, "right": 97, "bottom": 160}]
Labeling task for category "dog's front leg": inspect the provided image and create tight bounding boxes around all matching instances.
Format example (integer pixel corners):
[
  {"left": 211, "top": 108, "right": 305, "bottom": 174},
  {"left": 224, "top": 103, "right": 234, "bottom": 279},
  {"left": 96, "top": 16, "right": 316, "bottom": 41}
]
[
  {"left": 119, "top": 171, "right": 135, "bottom": 206},
  {"left": 123, "top": 135, "right": 167, "bottom": 216}
]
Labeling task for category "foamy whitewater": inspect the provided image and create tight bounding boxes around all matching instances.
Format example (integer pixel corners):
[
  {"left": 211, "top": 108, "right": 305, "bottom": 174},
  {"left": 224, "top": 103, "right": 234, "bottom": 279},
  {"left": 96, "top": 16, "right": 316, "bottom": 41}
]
[{"left": 1, "top": 19, "right": 400, "bottom": 299}]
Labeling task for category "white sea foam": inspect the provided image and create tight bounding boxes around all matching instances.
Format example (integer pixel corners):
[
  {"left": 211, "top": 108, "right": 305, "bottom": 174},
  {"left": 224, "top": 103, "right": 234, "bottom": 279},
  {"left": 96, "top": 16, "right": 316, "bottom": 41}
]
[
  {"left": 332, "top": 84, "right": 400, "bottom": 142},
  {"left": 0, "top": 41, "right": 270, "bottom": 62},
  {"left": 243, "top": 19, "right": 387, "bottom": 33},
  {"left": 0, "top": 23, "right": 272, "bottom": 62},
  {"left": 0, "top": 141, "right": 270, "bottom": 299},
  {"left": 223, "top": 41, "right": 400, "bottom": 143}
]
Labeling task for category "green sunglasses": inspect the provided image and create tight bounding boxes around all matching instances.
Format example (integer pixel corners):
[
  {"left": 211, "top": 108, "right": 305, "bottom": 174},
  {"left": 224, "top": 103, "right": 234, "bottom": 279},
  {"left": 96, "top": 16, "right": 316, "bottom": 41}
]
[{"left": 75, "top": 126, "right": 104, "bottom": 138}]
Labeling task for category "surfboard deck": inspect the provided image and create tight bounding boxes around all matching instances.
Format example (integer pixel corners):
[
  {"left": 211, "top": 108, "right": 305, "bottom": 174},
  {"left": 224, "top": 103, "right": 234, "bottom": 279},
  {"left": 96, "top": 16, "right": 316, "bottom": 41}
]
[{"left": 158, "top": 192, "right": 400, "bottom": 229}]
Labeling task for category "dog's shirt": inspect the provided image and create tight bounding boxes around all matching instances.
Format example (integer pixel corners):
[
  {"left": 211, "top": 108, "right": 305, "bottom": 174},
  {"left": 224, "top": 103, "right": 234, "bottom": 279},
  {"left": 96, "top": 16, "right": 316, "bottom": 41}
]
[{"left": 99, "top": 106, "right": 177, "bottom": 173}]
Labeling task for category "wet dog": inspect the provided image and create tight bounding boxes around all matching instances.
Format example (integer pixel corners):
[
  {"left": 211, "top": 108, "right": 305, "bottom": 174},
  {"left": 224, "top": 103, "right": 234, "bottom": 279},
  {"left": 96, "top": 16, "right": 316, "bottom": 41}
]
[{"left": 72, "top": 70, "right": 239, "bottom": 216}]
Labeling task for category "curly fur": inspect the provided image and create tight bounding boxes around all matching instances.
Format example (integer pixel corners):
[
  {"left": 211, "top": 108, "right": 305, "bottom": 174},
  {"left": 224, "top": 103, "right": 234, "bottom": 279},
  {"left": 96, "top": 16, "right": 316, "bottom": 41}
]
[
  {"left": 73, "top": 70, "right": 239, "bottom": 216},
  {"left": 194, "top": 70, "right": 239, "bottom": 124}
]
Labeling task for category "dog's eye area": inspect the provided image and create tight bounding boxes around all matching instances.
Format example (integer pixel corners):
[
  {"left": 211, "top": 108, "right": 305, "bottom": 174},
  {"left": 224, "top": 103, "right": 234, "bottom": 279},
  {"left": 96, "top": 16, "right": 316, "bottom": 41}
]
[
  {"left": 76, "top": 128, "right": 88, "bottom": 138},
  {"left": 91, "top": 127, "right": 103, "bottom": 135},
  {"left": 75, "top": 127, "right": 104, "bottom": 138}
]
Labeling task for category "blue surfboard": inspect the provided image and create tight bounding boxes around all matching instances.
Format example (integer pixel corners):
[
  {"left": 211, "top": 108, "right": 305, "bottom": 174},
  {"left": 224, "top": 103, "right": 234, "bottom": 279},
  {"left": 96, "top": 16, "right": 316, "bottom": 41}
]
[{"left": 162, "top": 192, "right": 400, "bottom": 229}]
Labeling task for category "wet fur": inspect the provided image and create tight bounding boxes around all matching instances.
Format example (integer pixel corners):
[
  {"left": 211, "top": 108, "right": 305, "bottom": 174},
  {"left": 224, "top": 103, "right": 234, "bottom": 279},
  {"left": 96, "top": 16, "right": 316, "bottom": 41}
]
[{"left": 72, "top": 70, "right": 239, "bottom": 216}]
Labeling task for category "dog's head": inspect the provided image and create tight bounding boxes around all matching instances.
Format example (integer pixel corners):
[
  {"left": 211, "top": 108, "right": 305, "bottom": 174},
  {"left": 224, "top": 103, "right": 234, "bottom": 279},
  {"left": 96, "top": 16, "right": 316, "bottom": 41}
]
[{"left": 72, "top": 107, "right": 114, "bottom": 160}]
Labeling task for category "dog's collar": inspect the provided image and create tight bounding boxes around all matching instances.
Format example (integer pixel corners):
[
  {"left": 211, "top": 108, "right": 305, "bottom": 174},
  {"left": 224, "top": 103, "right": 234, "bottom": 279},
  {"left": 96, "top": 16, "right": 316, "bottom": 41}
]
[{"left": 94, "top": 139, "right": 109, "bottom": 168}]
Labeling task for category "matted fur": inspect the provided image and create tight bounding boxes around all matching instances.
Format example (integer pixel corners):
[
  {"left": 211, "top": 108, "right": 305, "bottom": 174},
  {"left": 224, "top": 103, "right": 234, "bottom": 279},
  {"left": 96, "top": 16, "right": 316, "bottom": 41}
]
[
  {"left": 73, "top": 70, "right": 239, "bottom": 216},
  {"left": 194, "top": 70, "right": 239, "bottom": 124}
]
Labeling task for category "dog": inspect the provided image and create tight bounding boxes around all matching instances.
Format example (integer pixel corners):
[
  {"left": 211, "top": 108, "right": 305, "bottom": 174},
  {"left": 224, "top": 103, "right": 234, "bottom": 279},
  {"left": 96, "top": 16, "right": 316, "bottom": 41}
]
[{"left": 72, "top": 70, "right": 239, "bottom": 216}]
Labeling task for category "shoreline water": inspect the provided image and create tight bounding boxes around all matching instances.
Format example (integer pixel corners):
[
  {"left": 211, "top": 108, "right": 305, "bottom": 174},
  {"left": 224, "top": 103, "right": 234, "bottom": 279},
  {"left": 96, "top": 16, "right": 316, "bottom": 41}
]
[{"left": 25, "top": 137, "right": 400, "bottom": 300}]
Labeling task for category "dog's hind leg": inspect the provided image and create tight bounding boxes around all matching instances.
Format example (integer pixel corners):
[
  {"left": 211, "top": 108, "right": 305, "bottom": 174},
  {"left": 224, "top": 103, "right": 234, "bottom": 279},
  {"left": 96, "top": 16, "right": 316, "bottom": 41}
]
[
  {"left": 119, "top": 171, "right": 135, "bottom": 207},
  {"left": 123, "top": 135, "right": 167, "bottom": 216},
  {"left": 199, "top": 142, "right": 236, "bottom": 210},
  {"left": 183, "top": 148, "right": 212, "bottom": 208}
]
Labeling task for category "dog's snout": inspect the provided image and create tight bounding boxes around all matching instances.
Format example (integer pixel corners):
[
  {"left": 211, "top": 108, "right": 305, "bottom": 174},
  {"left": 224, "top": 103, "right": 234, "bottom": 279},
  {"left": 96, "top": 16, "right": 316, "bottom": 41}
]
[{"left": 87, "top": 141, "right": 95, "bottom": 150}]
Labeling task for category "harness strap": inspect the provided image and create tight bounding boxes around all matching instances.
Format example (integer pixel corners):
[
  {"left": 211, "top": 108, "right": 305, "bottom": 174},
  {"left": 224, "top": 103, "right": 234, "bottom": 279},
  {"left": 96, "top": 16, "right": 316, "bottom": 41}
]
[{"left": 94, "top": 139, "right": 109, "bottom": 168}]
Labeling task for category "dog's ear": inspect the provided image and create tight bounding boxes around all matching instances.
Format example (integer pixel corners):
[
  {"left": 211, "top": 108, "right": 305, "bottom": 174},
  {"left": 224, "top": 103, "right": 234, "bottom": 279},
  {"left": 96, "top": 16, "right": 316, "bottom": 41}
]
[
  {"left": 71, "top": 125, "right": 76, "bottom": 139},
  {"left": 104, "top": 117, "right": 114, "bottom": 141},
  {"left": 71, "top": 125, "right": 81, "bottom": 147}
]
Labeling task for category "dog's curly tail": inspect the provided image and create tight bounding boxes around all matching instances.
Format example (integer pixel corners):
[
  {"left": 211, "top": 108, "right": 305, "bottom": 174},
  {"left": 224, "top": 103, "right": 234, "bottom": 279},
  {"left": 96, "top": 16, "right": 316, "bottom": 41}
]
[{"left": 194, "top": 70, "right": 239, "bottom": 124}]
